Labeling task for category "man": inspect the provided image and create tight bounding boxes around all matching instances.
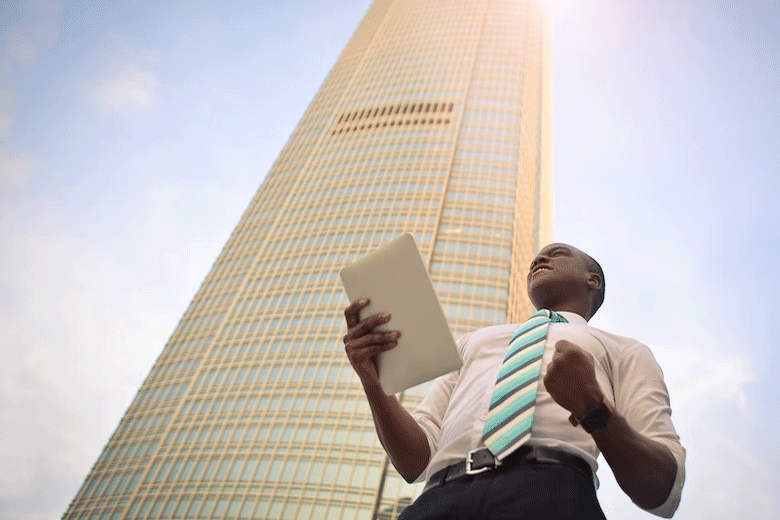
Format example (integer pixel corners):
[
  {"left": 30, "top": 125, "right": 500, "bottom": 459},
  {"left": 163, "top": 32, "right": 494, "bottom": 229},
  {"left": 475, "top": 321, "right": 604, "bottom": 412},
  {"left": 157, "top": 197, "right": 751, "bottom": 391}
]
[{"left": 343, "top": 243, "right": 685, "bottom": 519}]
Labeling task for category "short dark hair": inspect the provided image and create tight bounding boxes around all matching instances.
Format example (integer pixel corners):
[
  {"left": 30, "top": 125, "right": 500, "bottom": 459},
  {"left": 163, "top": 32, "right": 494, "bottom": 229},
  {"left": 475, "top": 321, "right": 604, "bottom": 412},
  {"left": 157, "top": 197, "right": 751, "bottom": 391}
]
[{"left": 584, "top": 254, "right": 605, "bottom": 315}]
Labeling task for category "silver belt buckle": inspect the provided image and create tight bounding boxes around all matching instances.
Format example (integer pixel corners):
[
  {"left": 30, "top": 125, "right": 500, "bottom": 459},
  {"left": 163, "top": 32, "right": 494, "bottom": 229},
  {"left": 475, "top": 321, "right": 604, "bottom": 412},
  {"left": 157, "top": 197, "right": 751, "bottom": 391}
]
[{"left": 465, "top": 448, "right": 500, "bottom": 475}]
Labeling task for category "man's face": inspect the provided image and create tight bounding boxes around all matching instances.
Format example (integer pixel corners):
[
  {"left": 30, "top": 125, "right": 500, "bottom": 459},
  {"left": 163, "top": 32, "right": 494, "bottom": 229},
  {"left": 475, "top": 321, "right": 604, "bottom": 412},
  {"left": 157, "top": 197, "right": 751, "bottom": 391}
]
[{"left": 526, "top": 243, "right": 592, "bottom": 309}]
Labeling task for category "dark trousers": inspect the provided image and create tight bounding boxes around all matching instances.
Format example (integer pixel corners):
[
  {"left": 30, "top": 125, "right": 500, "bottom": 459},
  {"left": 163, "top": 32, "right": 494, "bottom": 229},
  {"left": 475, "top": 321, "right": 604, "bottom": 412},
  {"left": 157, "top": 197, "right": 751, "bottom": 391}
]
[{"left": 398, "top": 462, "right": 607, "bottom": 520}]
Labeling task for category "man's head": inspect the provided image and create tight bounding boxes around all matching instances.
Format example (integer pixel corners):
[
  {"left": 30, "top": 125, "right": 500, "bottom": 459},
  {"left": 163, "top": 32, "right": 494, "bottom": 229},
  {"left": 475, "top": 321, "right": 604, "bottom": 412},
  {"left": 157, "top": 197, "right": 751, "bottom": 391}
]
[{"left": 526, "top": 243, "right": 605, "bottom": 321}]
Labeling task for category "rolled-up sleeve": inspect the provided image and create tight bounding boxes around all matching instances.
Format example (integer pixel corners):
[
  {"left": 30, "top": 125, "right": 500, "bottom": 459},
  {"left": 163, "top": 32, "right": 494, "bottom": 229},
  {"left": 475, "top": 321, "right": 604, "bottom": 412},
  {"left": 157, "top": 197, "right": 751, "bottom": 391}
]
[
  {"left": 614, "top": 343, "right": 686, "bottom": 518},
  {"left": 409, "top": 367, "right": 459, "bottom": 483}
]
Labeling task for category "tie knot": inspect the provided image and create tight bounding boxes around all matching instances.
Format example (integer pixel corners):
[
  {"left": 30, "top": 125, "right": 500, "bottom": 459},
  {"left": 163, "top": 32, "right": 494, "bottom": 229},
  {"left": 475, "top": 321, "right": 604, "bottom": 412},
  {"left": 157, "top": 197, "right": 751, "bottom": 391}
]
[{"left": 533, "top": 309, "right": 568, "bottom": 324}]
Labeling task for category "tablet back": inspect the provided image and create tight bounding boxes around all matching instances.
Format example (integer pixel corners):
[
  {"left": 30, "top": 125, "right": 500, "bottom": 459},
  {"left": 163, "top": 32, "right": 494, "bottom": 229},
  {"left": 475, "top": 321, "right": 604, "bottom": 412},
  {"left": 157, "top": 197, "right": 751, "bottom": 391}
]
[{"left": 340, "top": 233, "right": 463, "bottom": 395}]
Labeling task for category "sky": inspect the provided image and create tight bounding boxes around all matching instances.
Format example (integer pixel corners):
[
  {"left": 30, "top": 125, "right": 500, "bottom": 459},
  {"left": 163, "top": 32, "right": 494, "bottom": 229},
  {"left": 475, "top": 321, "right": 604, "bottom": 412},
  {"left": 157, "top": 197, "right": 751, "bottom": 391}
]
[{"left": 1, "top": 1, "right": 779, "bottom": 519}]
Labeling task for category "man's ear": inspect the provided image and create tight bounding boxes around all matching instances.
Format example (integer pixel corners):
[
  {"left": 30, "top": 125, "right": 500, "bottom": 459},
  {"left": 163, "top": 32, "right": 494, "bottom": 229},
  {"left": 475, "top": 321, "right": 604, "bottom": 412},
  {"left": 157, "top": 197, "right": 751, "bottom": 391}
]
[{"left": 587, "top": 272, "right": 602, "bottom": 291}]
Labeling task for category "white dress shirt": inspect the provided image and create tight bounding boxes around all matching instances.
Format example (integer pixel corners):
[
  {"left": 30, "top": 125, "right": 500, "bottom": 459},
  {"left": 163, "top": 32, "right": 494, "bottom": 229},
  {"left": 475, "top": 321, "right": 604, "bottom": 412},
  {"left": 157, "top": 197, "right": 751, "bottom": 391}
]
[{"left": 411, "top": 311, "right": 686, "bottom": 518}]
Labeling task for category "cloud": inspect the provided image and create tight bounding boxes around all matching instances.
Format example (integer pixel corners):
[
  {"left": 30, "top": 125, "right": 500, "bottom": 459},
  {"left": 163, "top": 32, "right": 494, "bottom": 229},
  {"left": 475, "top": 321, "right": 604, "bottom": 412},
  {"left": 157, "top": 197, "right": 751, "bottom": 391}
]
[
  {"left": 88, "top": 34, "right": 161, "bottom": 113},
  {"left": 94, "top": 66, "right": 159, "bottom": 111},
  {"left": 0, "top": 149, "right": 37, "bottom": 187},
  {"left": 0, "top": 89, "right": 14, "bottom": 141},
  {"left": 0, "top": 113, "right": 12, "bottom": 140},
  {"left": 0, "top": 2, "right": 58, "bottom": 193},
  {"left": 652, "top": 344, "right": 754, "bottom": 409},
  {"left": 0, "top": 3, "right": 59, "bottom": 66},
  {"left": 4, "top": 27, "right": 39, "bottom": 62}
]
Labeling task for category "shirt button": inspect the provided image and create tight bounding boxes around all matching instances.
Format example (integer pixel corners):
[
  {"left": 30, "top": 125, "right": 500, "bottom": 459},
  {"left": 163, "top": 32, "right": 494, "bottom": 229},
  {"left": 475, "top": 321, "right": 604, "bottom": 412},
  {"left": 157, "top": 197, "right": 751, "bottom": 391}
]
[{"left": 481, "top": 414, "right": 487, "bottom": 421}]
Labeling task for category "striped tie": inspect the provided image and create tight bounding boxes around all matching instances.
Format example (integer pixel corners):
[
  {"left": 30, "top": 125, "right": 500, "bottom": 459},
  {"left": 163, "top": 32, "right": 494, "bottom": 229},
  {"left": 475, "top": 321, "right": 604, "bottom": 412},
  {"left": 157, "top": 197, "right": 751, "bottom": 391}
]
[{"left": 482, "top": 309, "right": 568, "bottom": 460}]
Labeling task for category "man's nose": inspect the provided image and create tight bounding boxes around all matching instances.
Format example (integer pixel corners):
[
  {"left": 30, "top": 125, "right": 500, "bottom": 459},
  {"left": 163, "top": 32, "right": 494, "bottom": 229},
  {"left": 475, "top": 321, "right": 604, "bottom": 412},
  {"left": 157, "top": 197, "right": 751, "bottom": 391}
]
[{"left": 530, "top": 255, "right": 548, "bottom": 269}]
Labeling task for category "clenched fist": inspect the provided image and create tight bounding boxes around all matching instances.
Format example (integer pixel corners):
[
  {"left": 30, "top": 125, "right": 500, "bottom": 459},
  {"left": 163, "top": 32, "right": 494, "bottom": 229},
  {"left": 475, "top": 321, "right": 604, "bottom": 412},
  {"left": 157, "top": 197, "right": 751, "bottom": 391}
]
[{"left": 543, "top": 339, "right": 604, "bottom": 421}]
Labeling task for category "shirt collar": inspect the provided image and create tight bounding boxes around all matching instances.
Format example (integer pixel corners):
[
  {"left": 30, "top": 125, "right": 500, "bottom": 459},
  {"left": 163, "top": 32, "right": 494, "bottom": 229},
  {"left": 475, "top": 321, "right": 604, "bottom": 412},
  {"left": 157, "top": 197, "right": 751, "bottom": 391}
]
[{"left": 555, "top": 311, "right": 588, "bottom": 325}]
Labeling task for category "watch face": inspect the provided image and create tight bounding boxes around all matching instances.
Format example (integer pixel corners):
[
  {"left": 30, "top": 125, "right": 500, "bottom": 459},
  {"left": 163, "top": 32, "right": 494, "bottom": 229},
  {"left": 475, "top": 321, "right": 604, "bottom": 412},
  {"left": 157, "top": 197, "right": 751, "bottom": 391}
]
[{"left": 581, "top": 403, "right": 611, "bottom": 433}]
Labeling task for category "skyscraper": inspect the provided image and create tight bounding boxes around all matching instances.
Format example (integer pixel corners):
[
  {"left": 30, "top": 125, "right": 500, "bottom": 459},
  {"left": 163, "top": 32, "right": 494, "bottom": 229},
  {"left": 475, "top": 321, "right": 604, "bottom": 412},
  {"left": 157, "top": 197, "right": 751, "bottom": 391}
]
[{"left": 63, "top": 1, "right": 552, "bottom": 518}]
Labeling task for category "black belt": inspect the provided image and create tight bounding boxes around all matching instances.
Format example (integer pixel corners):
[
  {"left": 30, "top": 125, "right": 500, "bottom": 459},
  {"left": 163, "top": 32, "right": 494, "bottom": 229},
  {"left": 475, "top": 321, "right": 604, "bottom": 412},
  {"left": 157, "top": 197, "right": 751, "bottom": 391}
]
[{"left": 423, "top": 446, "right": 593, "bottom": 493}]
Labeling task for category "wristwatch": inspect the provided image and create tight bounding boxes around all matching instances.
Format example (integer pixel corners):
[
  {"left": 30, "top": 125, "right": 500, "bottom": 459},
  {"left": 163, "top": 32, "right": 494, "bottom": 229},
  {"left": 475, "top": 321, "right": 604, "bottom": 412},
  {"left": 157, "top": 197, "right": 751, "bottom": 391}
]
[{"left": 579, "top": 401, "right": 612, "bottom": 434}]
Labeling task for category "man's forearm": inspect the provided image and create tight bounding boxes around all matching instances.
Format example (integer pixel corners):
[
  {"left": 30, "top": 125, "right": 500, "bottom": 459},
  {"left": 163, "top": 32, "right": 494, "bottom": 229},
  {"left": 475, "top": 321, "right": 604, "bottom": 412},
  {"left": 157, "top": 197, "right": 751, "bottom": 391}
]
[
  {"left": 592, "top": 407, "right": 677, "bottom": 510},
  {"left": 363, "top": 384, "right": 430, "bottom": 483}
]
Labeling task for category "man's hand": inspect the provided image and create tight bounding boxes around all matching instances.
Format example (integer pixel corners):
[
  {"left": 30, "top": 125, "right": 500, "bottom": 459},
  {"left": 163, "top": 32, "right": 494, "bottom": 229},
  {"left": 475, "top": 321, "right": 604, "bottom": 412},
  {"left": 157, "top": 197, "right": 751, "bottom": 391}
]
[
  {"left": 341, "top": 299, "right": 429, "bottom": 482},
  {"left": 543, "top": 339, "right": 604, "bottom": 421},
  {"left": 343, "top": 298, "right": 401, "bottom": 390}
]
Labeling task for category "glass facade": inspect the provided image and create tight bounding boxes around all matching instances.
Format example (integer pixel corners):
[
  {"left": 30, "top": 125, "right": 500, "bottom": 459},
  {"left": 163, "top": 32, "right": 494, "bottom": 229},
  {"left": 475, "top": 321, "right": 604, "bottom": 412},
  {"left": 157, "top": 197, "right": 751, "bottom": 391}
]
[{"left": 62, "top": 1, "right": 551, "bottom": 518}]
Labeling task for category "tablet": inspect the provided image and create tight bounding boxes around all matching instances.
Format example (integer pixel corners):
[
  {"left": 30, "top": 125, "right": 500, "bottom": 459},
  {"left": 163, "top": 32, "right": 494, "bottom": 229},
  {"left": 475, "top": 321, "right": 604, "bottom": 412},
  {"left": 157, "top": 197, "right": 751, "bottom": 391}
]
[{"left": 339, "top": 233, "right": 463, "bottom": 395}]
